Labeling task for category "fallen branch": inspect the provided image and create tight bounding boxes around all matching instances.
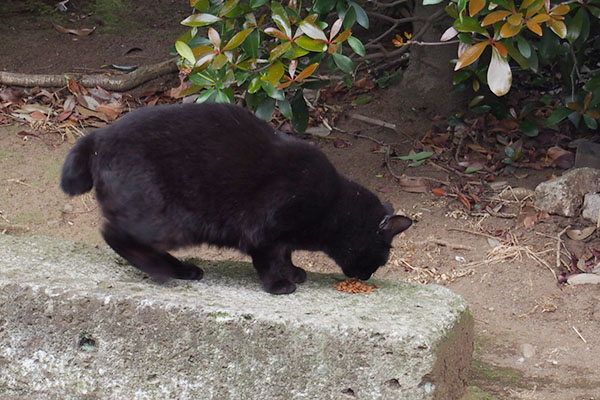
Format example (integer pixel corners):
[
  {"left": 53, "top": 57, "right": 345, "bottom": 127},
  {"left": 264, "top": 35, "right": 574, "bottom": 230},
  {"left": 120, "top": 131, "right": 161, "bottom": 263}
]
[{"left": 0, "top": 57, "right": 179, "bottom": 91}]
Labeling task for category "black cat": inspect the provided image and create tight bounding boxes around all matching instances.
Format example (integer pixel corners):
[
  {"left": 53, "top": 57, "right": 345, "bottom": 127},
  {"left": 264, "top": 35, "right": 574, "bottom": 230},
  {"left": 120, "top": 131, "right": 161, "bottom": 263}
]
[{"left": 60, "top": 103, "right": 412, "bottom": 294}]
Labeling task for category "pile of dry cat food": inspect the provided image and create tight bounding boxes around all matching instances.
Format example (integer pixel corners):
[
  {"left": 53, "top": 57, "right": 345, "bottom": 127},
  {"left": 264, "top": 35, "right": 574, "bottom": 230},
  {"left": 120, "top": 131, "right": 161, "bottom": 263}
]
[{"left": 333, "top": 279, "right": 379, "bottom": 294}]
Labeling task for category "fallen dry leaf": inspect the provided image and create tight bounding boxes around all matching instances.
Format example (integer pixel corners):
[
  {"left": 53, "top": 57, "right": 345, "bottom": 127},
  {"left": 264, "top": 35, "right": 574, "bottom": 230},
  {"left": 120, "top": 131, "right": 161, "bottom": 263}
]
[
  {"left": 457, "top": 192, "right": 471, "bottom": 211},
  {"left": 53, "top": 23, "right": 96, "bottom": 36},
  {"left": 566, "top": 227, "right": 596, "bottom": 241},
  {"left": 432, "top": 187, "right": 448, "bottom": 196},
  {"left": 398, "top": 176, "right": 429, "bottom": 193}
]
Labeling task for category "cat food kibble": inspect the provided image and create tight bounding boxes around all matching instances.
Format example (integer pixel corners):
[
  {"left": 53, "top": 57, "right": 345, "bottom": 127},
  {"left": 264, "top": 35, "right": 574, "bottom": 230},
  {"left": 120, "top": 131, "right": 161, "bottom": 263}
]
[{"left": 334, "top": 279, "right": 379, "bottom": 294}]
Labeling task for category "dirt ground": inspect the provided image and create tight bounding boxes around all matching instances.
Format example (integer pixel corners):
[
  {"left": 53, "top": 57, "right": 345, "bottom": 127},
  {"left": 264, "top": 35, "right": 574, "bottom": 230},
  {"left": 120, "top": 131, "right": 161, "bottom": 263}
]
[{"left": 1, "top": 2, "right": 599, "bottom": 399}]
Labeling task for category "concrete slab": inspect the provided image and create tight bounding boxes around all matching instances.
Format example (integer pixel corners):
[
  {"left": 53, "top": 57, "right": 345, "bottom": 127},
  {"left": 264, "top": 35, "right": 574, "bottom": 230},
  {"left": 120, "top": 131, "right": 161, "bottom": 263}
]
[{"left": 0, "top": 235, "right": 473, "bottom": 399}]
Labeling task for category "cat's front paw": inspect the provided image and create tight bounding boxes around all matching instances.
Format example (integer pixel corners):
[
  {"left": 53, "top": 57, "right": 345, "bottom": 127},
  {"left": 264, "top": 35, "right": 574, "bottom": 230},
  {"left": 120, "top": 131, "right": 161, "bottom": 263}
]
[
  {"left": 263, "top": 279, "right": 297, "bottom": 295},
  {"left": 174, "top": 262, "right": 204, "bottom": 280},
  {"left": 286, "top": 266, "right": 307, "bottom": 283}
]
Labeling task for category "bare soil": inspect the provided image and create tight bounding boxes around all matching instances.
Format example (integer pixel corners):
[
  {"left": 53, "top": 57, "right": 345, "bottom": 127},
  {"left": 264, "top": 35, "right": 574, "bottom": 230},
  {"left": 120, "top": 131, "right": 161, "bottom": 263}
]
[{"left": 1, "top": 2, "right": 599, "bottom": 399}]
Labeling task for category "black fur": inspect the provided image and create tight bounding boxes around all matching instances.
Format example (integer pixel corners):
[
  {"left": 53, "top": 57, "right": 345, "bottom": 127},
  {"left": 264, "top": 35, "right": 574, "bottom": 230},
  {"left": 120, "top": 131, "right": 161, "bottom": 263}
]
[{"left": 60, "top": 103, "right": 412, "bottom": 294}]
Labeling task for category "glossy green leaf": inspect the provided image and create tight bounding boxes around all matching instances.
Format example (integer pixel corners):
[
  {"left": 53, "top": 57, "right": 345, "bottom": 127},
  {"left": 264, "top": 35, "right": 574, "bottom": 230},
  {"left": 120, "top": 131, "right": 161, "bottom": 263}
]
[
  {"left": 295, "top": 36, "right": 328, "bottom": 52},
  {"left": 256, "top": 97, "right": 276, "bottom": 121},
  {"left": 454, "top": 70, "right": 471, "bottom": 85},
  {"left": 175, "top": 40, "right": 196, "bottom": 64},
  {"left": 584, "top": 75, "right": 600, "bottom": 92},
  {"left": 222, "top": 28, "right": 254, "bottom": 51},
  {"left": 349, "top": 1, "right": 369, "bottom": 29},
  {"left": 343, "top": 6, "right": 356, "bottom": 29},
  {"left": 193, "top": 0, "right": 210, "bottom": 11},
  {"left": 250, "top": 0, "right": 268, "bottom": 8},
  {"left": 271, "top": 2, "right": 292, "bottom": 38},
  {"left": 546, "top": 107, "right": 574, "bottom": 126},
  {"left": 332, "top": 53, "right": 354, "bottom": 74},
  {"left": 408, "top": 159, "right": 427, "bottom": 167},
  {"left": 312, "top": 0, "right": 337, "bottom": 14},
  {"left": 583, "top": 114, "right": 598, "bottom": 129},
  {"left": 215, "top": 89, "right": 231, "bottom": 103},
  {"left": 263, "top": 62, "right": 285, "bottom": 86},
  {"left": 516, "top": 35, "right": 531, "bottom": 58},
  {"left": 454, "top": 16, "right": 488, "bottom": 35},
  {"left": 519, "top": 119, "right": 539, "bottom": 137},
  {"left": 423, "top": 0, "right": 444, "bottom": 4},
  {"left": 567, "top": 7, "right": 584, "bottom": 43},
  {"left": 242, "top": 29, "right": 260, "bottom": 59},
  {"left": 299, "top": 19, "right": 328, "bottom": 40},
  {"left": 588, "top": 6, "right": 600, "bottom": 18},
  {"left": 248, "top": 76, "right": 261, "bottom": 93},
  {"left": 260, "top": 80, "right": 285, "bottom": 100},
  {"left": 291, "top": 90, "right": 309, "bottom": 133},
  {"left": 196, "top": 88, "right": 216, "bottom": 103},
  {"left": 468, "top": 95, "right": 485, "bottom": 107},
  {"left": 219, "top": 0, "right": 238, "bottom": 17},
  {"left": 268, "top": 41, "right": 293, "bottom": 62},
  {"left": 393, "top": 151, "right": 434, "bottom": 161},
  {"left": 278, "top": 99, "right": 293, "bottom": 119},
  {"left": 351, "top": 95, "right": 373, "bottom": 105},
  {"left": 212, "top": 53, "right": 228, "bottom": 69},
  {"left": 465, "top": 166, "right": 481, "bottom": 174},
  {"left": 347, "top": 36, "right": 366, "bottom": 56},
  {"left": 181, "top": 13, "right": 221, "bottom": 27}
]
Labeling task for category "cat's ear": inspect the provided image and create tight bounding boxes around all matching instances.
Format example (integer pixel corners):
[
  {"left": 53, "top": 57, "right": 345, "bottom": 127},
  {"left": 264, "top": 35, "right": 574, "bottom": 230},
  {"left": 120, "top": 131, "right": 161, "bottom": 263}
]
[
  {"left": 383, "top": 202, "right": 394, "bottom": 215},
  {"left": 378, "top": 215, "right": 412, "bottom": 241}
]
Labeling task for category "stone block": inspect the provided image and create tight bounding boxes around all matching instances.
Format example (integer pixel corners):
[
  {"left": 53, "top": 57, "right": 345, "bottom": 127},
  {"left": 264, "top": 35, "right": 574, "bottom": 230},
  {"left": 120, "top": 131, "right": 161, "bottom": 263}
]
[{"left": 0, "top": 235, "right": 473, "bottom": 400}]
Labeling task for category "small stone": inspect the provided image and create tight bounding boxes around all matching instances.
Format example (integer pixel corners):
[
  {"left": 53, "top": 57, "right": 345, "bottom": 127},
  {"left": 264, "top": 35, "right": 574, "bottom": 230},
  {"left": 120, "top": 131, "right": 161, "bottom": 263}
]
[
  {"left": 517, "top": 357, "right": 525, "bottom": 363},
  {"left": 63, "top": 203, "right": 74, "bottom": 213},
  {"left": 521, "top": 343, "right": 535, "bottom": 358},
  {"left": 582, "top": 193, "right": 600, "bottom": 224},
  {"left": 567, "top": 273, "right": 600, "bottom": 285},
  {"left": 534, "top": 168, "right": 600, "bottom": 217},
  {"left": 47, "top": 219, "right": 60, "bottom": 227}
]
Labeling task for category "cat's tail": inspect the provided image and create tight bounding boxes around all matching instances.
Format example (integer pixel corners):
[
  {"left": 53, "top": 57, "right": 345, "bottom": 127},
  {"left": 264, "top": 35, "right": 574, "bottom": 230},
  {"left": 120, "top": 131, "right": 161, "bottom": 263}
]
[{"left": 60, "top": 133, "right": 95, "bottom": 195}]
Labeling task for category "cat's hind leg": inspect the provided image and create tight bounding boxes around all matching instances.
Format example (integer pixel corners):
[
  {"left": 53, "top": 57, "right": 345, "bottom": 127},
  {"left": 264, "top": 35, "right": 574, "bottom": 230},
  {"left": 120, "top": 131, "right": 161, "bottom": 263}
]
[
  {"left": 250, "top": 246, "right": 297, "bottom": 294},
  {"left": 102, "top": 223, "right": 203, "bottom": 282}
]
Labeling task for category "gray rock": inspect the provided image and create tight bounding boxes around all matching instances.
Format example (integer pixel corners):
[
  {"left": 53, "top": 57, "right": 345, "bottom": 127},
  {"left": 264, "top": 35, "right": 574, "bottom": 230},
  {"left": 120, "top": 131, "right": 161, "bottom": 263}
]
[
  {"left": 0, "top": 235, "right": 473, "bottom": 400},
  {"left": 567, "top": 273, "right": 600, "bottom": 285},
  {"left": 534, "top": 168, "right": 600, "bottom": 217},
  {"left": 582, "top": 193, "right": 600, "bottom": 224}
]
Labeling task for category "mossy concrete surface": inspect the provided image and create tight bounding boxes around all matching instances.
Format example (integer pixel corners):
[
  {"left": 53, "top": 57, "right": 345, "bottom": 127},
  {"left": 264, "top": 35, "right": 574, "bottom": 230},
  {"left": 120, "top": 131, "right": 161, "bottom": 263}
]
[{"left": 0, "top": 235, "right": 473, "bottom": 399}]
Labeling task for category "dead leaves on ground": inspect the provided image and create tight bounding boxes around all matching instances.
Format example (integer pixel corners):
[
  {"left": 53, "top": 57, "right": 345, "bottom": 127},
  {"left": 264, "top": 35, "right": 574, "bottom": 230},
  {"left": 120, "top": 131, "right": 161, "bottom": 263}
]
[{"left": 0, "top": 78, "right": 181, "bottom": 143}]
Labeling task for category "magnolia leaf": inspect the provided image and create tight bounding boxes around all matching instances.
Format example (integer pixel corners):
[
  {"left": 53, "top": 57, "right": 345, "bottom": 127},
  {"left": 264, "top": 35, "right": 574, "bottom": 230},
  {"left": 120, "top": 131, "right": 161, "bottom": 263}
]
[
  {"left": 500, "top": 22, "right": 522, "bottom": 37},
  {"left": 507, "top": 13, "right": 523, "bottom": 26},
  {"left": 278, "top": 99, "right": 293, "bottom": 119},
  {"left": 330, "top": 18, "right": 344, "bottom": 40},
  {"left": 566, "top": 7, "right": 584, "bottom": 43},
  {"left": 545, "top": 106, "right": 572, "bottom": 126},
  {"left": 312, "top": 0, "right": 337, "bottom": 13},
  {"left": 482, "top": 10, "right": 511, "bottom": 26},
  {"left": 196, "top": 88, "right": 216, "bottom": 103},
  {"left": 516, "top": 35, "right": 531, "bottom": 58},
  {"left": 248, "top": 76, "right": 261, "bottom": 93},
  {"left": 548, "top": 19, "right": 567, "bottom": 38},
  {"left": 519, "top": 119, "right": 539, "bottom": 137},
  {"left": 349, "top": 1, "right": 369, "bottom": 29},
  {"left": 454, "top": 16, "right": 489, "bottom": 35},
  {"left": 440, "top": 26, "right": 459, "bottom": 41},
  {"left": 469, "top": 0, "right": 486, "bottom": 16},
  {"left": 334, "top": 29, "right": 352, "bottom": 43},
  {"left": 195, "top": 52, "right": 216, "bottom": 69},
  {"left": 291, "top": 90, "right": 309, "bottom": 133},
  {"left": 263, "top": 62, "right": 285, "bottom": 86},
  {"left": 271, "top": 2, "right": 292, "bottom": 38},
  {"left": 583, "top": 114, "right": 598, "bottom": 130},
  {"left": 332, "top": 53, "right": 355, "bottom": 74},
  {"left": 208, "top": 27, "right": 221, "bottom": 48},
  {"left": 175, "top": 40, "right": 196, "bottom": 64},
  {"left": 423, "top": 0, "right": 444, "bottom": 4},
  {"left": 299, "top": 19, "right": 328, "bottom": 41},
  {"left": 288, "top": 59, "right": 298, "bottom": 79},
  {"left": 260, "top": 80, "right": 285, "bottom": 100},
  {"left": 393, "top": 151, "right": 434, "bottom": 161},
  {"left": 256, "top": 97, "right": 276, "bottom": 121},
  {"left": 181, "top": 13, "right": 221, "bottom": 27},
  {"left": 295, "top": 62, "right": 319, "bottom": 81},
  {"left": 455, "top": 41, "right": 489, "bottom": 70},
  {"left": 212, "top": 53, "right": 229, "bottom": 69},
  {"left": 219, "top": 0, "right": 238, "bottom": 16},
  {"left": 465, "top": 166, "right": 481, "bottom": 174},
  {"left": 295, "top": 36, "right": 328, "bottom": 52},
  {"left": 494, "top": 41, "right": 508, "bottom": 57},
  {"left": 347, "top": 36, "right": 365, "bottom": 56},
  {"left": 488, "top": 46, "right": 512, "bottom": 96},
  {"left": 526, "top": 21, "right": 543, "bottom": 35},
  {"left": 268, "top": 41, "right": 293, "bottom": 62},
  {"left": 222, "top": 28, "right": 254, "bottom": 51}
]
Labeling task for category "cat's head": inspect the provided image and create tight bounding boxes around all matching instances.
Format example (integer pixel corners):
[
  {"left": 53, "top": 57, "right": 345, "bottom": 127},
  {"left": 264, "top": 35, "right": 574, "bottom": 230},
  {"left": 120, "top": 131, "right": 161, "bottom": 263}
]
[{"left": 334, "top": 206, "right": 413, "bottom": 280}]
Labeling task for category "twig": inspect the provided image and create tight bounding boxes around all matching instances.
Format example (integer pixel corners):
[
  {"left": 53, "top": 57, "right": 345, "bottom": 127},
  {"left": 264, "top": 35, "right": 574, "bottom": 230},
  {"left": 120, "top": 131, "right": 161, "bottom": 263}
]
[
  {"left": 447, "top": 227, "right": 497, "bottom": 239},
  {"left": 413, "top": 237, "right": 474, "bottom": 251},
  {"left": 348, "top": 112, "right": 413, "bottom": 141},
  {"left": 572, "top": 326, "right": 587, "bottom": 343},
  {"left": 556, "top": 226, "right": 570, "bottom": 268},
  {"left": 332, "top": 126, "right": 387, "bottom": 146}
]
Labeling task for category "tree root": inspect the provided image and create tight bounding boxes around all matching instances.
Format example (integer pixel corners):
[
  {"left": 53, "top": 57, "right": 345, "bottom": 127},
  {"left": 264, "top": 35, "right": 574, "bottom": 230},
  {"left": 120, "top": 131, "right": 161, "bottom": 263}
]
[{"left": 0, "top": 57, "right": 179, "bottom": 91}]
